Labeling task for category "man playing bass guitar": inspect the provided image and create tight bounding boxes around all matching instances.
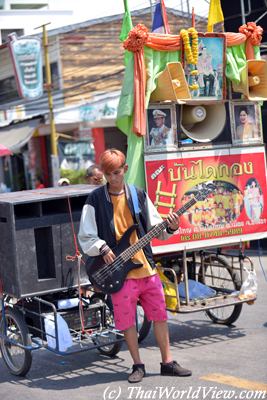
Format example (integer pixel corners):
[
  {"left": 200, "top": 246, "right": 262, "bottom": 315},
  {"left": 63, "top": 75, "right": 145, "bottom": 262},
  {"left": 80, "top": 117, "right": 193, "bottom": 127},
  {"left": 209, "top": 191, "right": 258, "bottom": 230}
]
[{"left": 78, "top": 149, "right": 192, "bottom": 383}]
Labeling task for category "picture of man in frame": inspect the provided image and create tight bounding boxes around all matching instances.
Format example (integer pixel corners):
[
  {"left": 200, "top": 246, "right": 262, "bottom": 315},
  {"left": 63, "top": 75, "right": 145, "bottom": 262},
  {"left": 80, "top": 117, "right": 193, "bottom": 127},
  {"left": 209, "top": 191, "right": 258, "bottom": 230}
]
[
  {"left": 185, "top": 36, "right": 225, "bottom": 100},
  {"left": 148, "top": 109, "right": 173, "bottom": 146},
  {"left": 198, "top": 45, "right": 215, "bottom": 97}
]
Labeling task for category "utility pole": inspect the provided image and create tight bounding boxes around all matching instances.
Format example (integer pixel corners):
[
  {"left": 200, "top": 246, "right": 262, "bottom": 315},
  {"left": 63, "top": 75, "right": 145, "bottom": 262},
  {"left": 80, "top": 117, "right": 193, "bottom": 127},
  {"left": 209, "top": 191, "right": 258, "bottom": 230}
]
[
  {"left": 35, "top": 22, "right": 60, "bottom": 187},
  {"left": 186, "top": 0, "right": 191, "bottom": 28},
  {"left": 149, "top": 0, "right": 153, "bottom": 27}
]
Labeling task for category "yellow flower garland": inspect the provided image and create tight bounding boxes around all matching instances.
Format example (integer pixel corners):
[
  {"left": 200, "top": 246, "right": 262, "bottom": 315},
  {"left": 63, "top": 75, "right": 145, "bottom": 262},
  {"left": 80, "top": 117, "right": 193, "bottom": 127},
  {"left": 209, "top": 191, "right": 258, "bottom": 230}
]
[
  {"left": 189, "top": 69, "right": 199, "bottom": 90},
  {"left": 188, "top": 83, "right": 199, "bottom": 91},
  {"left": 180, "top": 27, "right": 198, "bottom": 65}
]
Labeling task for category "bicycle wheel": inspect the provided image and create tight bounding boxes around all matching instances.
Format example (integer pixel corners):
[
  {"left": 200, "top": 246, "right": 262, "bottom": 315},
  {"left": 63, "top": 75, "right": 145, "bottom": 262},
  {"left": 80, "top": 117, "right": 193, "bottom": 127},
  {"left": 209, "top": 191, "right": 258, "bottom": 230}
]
[
  {"left": 90, "top": 294, "right": 122, "bottom": 357},
  {"left": 136, "top": 303, "right": 151, "bottom": 343},
  {"left": 198, "top": 254, "right": 243, "bottom": 325},
  {"left": 0, "top": 307, "right": 32, "bottom": 376}
]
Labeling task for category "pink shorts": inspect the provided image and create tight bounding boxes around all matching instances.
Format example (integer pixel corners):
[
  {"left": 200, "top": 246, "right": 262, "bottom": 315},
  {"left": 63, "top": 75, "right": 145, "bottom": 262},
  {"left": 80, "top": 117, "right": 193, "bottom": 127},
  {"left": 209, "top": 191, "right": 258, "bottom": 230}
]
[{"left": 111, "top": 274, "right": 167, "bottom": 331}]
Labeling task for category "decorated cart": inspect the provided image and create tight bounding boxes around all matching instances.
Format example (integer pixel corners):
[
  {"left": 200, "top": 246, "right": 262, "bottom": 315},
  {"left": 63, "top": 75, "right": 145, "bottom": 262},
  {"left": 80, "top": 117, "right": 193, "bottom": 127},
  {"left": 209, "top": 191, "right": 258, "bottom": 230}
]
[{"left": 115, "top": 1, "right": 267, "bottom": 332}]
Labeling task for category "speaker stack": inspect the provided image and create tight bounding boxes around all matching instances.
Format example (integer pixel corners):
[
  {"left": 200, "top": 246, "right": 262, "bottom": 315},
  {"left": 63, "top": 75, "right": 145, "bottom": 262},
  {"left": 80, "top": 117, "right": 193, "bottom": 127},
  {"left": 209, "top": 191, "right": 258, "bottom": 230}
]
[{"left": 149, "top": 59, "right": 229, "bottom": 147}]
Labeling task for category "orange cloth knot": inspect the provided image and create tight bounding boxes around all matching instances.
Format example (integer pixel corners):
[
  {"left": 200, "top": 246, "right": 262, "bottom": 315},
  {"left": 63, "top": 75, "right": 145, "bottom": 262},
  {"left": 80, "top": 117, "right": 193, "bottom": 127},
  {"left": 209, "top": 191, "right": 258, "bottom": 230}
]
[
  {"left": 239, "top": 22, "right": 263, "bottom": 46},
  {"left": 123, "top": 23, "right": 149, "bottom": 52}
]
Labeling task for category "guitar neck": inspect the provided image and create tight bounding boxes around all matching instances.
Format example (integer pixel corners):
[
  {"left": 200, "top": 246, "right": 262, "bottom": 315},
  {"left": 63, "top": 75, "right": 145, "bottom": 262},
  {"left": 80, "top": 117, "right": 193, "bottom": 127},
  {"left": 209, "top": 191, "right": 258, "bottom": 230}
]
[{"left": 119, "top": 196, "right": 198, "bottom": 262}]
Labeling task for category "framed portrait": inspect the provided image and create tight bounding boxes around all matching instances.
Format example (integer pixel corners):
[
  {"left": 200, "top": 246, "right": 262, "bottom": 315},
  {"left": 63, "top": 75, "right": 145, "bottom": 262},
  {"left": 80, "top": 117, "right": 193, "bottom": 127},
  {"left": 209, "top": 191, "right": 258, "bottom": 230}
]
[
  {"left": 183, "top": 33, "right": 226, "bottom": 101},
  {"left": 230, "top": 101, "right": 263, "bottom": 145},
  {"left": 145, "top": 104, "right": 177, "bottom": 152}
]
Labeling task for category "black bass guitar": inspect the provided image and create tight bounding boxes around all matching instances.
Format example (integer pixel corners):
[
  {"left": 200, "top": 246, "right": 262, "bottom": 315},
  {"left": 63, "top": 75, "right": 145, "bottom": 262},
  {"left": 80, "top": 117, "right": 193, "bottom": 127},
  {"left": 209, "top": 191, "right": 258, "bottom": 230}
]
[{"left": 86, "top": 182, "right": 215, "bottom": 294}]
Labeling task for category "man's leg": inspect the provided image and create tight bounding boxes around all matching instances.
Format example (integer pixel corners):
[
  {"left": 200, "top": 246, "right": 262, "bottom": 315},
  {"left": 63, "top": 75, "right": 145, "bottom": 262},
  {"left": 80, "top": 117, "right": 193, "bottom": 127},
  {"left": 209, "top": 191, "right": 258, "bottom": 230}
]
[
  {"left": 153, "top": 320, "right": 172, "bottom": 363},
  {"left": 208, "top": 74, "right": 215, "bottom": 96},
  {"left": 154, "top": 320, "right": 192, "bottom": 377},
  {"left": 124, "top": 325, "right": 142, "bottom": 364},
  {"left": 124, "top": 325, "right": 146, "bottom": 383},
  {"left": 203, "top": 74, "right": 208, "bottom": 96}
]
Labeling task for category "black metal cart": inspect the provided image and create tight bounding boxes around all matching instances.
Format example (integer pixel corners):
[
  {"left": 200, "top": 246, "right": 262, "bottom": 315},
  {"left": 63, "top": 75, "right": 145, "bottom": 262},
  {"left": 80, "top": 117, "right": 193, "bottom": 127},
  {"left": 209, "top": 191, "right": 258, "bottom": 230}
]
[{"left": 0, "top": 185, "right": 124, "bottom": 376}]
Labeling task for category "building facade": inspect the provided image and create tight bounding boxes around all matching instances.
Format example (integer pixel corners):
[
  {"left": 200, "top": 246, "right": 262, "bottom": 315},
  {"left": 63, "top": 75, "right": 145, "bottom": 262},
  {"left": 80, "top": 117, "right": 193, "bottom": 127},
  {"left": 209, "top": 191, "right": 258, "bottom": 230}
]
[{"left": 0, "top": 6, "right": 206, "bottom": 190}]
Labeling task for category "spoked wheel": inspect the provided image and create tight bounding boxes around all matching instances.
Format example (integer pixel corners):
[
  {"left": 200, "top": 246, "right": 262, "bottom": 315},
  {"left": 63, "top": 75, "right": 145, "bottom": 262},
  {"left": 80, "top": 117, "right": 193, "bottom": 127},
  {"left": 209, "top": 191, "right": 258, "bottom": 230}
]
[
  {"left": 199, "top": 254, "right": 243, "bottom": 325},
  {"left": 90, "top": 294, "right": 122, "bottom": 357},
  {"left": 0, "top": 307, "right": 32, "bottom": 376},
  {"left": 136, "top": 303, "right": 151, "bottom": 343}
]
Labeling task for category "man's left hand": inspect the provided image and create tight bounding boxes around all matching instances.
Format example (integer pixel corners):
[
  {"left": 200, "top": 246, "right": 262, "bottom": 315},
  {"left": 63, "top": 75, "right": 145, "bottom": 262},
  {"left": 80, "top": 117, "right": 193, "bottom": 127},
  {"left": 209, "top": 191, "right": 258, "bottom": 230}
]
[{"left": 167, "top": 211, "right": 179, "bottom": 231}]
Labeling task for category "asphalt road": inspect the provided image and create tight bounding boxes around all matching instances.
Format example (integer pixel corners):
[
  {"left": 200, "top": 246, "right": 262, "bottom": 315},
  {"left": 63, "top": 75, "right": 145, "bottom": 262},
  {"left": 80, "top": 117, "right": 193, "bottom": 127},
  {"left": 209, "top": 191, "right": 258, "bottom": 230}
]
[{"left": 0, "top": 253, "right": 266, "bottom": 400}]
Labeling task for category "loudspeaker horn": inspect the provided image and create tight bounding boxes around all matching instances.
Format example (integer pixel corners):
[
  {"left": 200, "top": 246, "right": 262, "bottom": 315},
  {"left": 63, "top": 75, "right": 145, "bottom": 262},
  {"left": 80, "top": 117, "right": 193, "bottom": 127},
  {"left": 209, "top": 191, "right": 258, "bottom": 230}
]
[
  {"left": 150, "top": 62, "right": 191, "bottom": 102},
  {"left": 180, "top": 104, "right": 226, "bottom": 142},
  {"left": 232, "top": 59, "right": 267, "bottom": 101}
]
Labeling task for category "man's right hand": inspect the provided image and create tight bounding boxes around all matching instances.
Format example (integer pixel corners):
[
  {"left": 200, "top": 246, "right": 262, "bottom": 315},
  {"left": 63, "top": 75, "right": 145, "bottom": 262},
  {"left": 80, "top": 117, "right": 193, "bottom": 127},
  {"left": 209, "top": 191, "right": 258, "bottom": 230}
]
[{"left": 103, "top": 250, "right": 116, "bottom": 265}]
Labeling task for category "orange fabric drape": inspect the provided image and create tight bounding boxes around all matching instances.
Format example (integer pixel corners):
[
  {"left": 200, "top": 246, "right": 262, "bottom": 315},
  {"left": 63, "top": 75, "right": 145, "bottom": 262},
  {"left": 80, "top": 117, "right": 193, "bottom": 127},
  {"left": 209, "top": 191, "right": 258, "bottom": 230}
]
[
  {"left": 225, "top": 32, "right": 246, "bottom": 47},
  {"left": 146, "top": 33, "right": 181, "bottom": 51},
  {"left": 133, "top": 50, "right": 146, "bottom": 136},
  {"left": 239, "top": 22, "right": 263, "bottom": 60}
]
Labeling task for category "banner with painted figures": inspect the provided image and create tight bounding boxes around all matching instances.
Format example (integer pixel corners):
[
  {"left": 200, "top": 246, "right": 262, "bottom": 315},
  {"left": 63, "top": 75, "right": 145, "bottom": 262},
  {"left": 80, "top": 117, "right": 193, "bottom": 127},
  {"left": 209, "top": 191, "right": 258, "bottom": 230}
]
[
  {"left": 8, "top": 33, "right": 43, "bottom": 100},
  {"left": 145, "top": 147, "right": 267, "bottom": 254}
]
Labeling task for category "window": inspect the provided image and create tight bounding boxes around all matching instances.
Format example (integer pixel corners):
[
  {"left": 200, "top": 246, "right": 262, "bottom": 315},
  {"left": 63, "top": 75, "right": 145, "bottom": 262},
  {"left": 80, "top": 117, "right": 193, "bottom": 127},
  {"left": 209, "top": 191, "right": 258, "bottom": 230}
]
[
  {"left": 10, "top": 3, "right": 48, "bottom": 10},
  {"left": 1, "top": 28, "right": 24, "bottom": 44},
  {"left": 0, "top": 62, "right": 59, "bottom": 104}
]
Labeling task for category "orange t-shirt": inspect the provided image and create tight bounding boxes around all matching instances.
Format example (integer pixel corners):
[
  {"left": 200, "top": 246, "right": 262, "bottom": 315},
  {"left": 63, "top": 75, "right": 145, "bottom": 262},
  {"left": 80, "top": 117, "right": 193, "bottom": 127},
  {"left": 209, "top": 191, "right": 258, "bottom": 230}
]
[{"left": 110, "top": 193, "right": 155, "bottom": 279}]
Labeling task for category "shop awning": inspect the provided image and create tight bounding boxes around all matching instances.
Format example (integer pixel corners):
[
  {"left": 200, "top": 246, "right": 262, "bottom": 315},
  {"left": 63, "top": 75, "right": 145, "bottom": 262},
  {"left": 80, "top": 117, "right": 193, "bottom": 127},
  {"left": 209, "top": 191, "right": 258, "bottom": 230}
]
[{"left": 0, "top": 119, "right": 40, "bottom": 153}]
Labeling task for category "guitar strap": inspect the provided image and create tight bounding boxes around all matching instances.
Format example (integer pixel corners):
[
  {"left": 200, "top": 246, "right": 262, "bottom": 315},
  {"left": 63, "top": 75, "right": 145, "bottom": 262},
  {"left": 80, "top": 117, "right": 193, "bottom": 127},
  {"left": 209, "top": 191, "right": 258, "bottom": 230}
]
[{"left": 129, "top": 184, "right": 141, "bottom": 226}]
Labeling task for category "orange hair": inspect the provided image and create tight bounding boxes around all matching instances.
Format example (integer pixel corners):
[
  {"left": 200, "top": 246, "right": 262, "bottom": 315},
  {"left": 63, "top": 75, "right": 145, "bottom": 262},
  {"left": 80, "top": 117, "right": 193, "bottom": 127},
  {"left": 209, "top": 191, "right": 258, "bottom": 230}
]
[{"left": 99, "top": 149, "right": 126, "bottom": 173}]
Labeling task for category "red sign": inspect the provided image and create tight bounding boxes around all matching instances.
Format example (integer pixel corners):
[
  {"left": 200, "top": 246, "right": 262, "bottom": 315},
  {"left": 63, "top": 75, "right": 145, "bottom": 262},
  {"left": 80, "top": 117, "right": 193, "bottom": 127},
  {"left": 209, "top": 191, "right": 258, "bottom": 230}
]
[{"left": 145, "top": 147, "right": 267, "bottom": 254}]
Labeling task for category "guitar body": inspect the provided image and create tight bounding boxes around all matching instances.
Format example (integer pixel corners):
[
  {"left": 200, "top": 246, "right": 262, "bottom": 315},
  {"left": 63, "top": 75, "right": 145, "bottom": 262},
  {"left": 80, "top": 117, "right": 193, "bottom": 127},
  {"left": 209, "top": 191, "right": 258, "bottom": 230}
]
[{"left": 86, "top": 224, "right": 143, "bottom": 294}]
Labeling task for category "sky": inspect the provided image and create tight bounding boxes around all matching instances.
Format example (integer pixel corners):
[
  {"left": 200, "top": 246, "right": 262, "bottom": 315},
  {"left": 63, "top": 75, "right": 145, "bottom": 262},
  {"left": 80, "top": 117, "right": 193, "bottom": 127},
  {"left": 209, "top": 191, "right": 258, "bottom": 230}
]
[{"left": 64, "top": 0, "right": 210, "bottom": 24}]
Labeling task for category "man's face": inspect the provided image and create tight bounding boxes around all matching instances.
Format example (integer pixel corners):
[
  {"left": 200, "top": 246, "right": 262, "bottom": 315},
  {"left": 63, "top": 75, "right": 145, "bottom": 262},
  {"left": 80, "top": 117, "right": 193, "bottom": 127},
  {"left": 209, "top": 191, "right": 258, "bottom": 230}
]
[
  {"left": 154, "top": 116, "right": 164, "bottom": 127},
  {"left": 104, "top": 165, "right": 127, "bottom": 191},
  {"left": 87, "top": 169, "right": 104, "bottom": 185}
]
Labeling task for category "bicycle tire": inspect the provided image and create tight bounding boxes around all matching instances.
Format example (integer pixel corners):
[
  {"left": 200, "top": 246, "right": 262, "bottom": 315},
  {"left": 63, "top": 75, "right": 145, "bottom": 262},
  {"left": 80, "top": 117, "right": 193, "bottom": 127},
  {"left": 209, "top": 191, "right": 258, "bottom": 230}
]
[
  {"left": 199, "top": 254, "right": 243, "bottom": 325},
  {"left": 0, "top": 307, "right": 32, "bottom": 376},
  {"left": 90, "top": 294, "right": 122, "bottom": 357}
]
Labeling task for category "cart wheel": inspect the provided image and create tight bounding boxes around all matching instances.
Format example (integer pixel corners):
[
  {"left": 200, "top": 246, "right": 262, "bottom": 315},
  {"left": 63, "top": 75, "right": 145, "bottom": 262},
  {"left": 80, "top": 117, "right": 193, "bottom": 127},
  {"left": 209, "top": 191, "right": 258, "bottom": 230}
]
[
  {"left": 90, "top": 294, "right": 122, "bottom": 357},
  {"left": 0, "top": 307, "right": 32, "bottom": 376},
  {"left": 136, "top": 303, "right": 151, "bottom": 343},
  {"left": 199, "top": 254, "right": 243, "bottom": 325},
  {"left": 90, "top": 294, "right": 152, "bottom": 344}
]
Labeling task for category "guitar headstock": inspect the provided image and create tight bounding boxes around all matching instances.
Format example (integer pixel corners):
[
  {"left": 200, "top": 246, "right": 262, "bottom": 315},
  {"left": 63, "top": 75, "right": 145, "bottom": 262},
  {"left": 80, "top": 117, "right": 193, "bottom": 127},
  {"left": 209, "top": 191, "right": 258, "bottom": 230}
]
[{"left": 194, "top": 181, "right": 216, "bottom": 202}]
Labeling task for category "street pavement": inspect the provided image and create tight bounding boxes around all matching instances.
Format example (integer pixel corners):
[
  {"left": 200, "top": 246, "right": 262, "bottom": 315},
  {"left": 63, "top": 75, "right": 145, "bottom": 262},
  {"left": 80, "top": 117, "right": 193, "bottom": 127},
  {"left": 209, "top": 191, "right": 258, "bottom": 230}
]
[{"left": 0, "top": 253, "right": 266, "bottom": 400}]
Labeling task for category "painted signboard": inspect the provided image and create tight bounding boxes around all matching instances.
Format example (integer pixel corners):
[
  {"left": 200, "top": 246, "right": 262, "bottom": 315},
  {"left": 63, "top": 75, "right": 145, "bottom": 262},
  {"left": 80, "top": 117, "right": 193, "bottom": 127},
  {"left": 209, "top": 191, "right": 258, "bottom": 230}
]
[
  {"left": 8, "top": 33, "right": 43, "bottom": 100},
  {"left": 145, "top": 147, "right": 267, "bottom": 254}
]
